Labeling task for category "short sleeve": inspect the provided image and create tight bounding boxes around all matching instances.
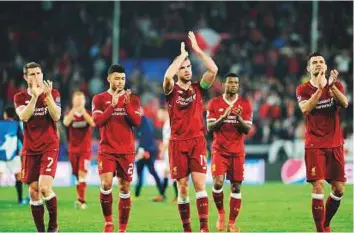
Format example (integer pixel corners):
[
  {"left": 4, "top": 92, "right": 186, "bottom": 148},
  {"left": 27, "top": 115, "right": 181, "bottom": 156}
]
[
  {"left": 206, "top": 99, "right": 217, "bottom": 121},
  {"left": 241, "top": 100, "right": 253, "bottom": 124},
  {"left": 296, "top": 85, "right": 310, "bottom": 103},
  {"left": 14, "top": 93, "right": 26, "bottom": 109}
]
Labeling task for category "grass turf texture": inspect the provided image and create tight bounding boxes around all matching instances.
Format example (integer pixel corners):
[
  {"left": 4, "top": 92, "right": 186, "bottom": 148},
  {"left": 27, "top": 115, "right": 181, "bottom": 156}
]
[{"left": 0, "top": 182, "right": 352, "bottom": 232}]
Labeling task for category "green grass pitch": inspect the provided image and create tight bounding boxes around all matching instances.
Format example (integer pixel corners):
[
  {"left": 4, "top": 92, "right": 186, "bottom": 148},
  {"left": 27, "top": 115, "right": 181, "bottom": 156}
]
[{"left": 0, "top": 182, "right": 352, "bottom": 232}]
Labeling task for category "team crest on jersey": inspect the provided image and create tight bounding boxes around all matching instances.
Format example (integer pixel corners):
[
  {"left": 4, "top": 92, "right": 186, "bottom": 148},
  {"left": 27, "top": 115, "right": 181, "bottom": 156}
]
[
  {"left": 218, "top": 108, "right": 224, "bottom": 112},
  {"left": 21, "top": 169, "right": 25, "bottom": 179}
]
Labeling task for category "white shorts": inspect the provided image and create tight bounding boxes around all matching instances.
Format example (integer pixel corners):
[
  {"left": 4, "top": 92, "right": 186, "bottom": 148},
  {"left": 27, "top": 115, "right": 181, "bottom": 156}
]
[{"left": 0, "top": 156, "right": 21, "bottom": 174}]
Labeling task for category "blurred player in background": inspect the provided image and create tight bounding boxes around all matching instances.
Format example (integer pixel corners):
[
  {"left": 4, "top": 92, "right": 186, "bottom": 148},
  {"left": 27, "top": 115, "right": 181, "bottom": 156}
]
[
  {"left": 0, "top": 106, "right": 24, "bottom": 204},
  {"left": 63, "top": 91, "right": 95, "bottom": 209},
  {"left": 163, "top": 31, "right": 218, "bottom": 232},
  {"left": 14, "top": 62, "right": 61, "bottom": 232},
  {"left": 296, "top": 52, "right": 349, "bottom": 232},
  {"left": 158, "top": 108, "right": 178, "bottom": 203},
  {"left": 207, "top": 73, "right": 253, "bottom": 232},
  {"left": 134, "top": 110, "right": 164, "bottom": 201},
  {"left": 92, "top": 64, "right": 142, "bottom": 232}
]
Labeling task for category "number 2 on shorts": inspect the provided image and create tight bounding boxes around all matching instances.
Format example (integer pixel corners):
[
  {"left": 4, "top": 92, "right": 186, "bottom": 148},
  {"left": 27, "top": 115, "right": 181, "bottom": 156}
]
[{"left": 46, "top": 157, "right": 54, "bottom": 172}]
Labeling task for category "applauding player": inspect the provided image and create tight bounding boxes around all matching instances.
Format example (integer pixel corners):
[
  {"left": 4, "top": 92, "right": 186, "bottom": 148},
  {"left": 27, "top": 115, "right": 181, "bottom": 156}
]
[
  {"left": 14, "top": 62, "right": 61, "bottom": 232},
  {"left": 207, "top": 73, "right": 252, "bottom": 232},
  {"left": 163, "top": 31, "right": 218, "bottom": 232},
  {"left": 63, "top": 91, "right": 95, "bottom": 209},
  {"left": 296, "top": 52, "right": 348, "bottom": 232},
  {"left": 92, "top": 64, "right": 142, "bottom": 232}
]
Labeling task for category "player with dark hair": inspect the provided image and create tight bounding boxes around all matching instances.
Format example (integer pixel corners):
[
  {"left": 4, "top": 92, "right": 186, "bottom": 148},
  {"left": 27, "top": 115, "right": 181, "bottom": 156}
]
[
  {"left": 92, "top": 64, "right": 142, "bottom": 232},
  {"left": 14, "top": 62, "right": 61, "bottom": 232},
  {"left": 296, "top": 52, "right": 348, "bottom": 232},
  {"left": 207, "top": 73, "right": 252, "bottom": 232},
  {"left": 63, "top": 91, "right": 95, "bottom": 209},
  {"left": 163, "top": 31, "right": 218, "bottom": 232}
]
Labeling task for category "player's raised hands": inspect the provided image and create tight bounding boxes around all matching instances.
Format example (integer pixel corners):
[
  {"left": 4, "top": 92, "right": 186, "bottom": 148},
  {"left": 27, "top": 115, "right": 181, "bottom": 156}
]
[
  {"left": 76, "top": 106, "right": 85, "bottom": 114},
  {"left": 188, "top": 31, "right": 202, "bottom": 54},
  {"left": 29, "top": 78, "right": 43, "bottom": 97},
  {"left": 43, "top": 80, "right": 53, "bottom": 96},
  {"left": 124, "top": 89, "right": 132, "bottom": 105},
  {"left": 221, "top": 105, "right": 233, "bottom": 119},
  {"left": 328, "top": 69, "right": 339, "bottom": 87},
  {"left": 232, "top": 105, "right": 243, "bottom": 116},
  {"left": 180, "top": 42, "right": 189, "bottom": 59}
]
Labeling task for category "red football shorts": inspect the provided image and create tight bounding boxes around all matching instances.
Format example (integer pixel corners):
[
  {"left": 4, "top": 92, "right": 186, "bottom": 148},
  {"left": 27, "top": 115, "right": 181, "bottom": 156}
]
[
  {"left": 97, "top": 153, "right": 135, "bottom": 182},
  {"left": 69, "top": 152, "right": 91, "bottom": 176},
  {"left": 168, "top": 136, "right": 207, "bottom": 180},
  {"left": 21, "top": 151, "right": 59, "bottom": 184},
  {"left": 305, "top": 146, "right": 346, "bottom": 183},
  {"left": 211, "top": 151, "right": 245, "bottom": 182}
]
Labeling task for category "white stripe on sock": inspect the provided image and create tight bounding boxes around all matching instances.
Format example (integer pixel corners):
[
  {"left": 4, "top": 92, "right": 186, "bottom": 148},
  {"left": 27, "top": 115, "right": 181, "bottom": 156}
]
[
  {"left": 30, "top": 199, "right": 43, "bottom": 206},
  {"left": 100, "top": 187, "right": 112, "bottom": 195},
  {"left": 311, "top": 193, "right": 324, "bottom": 200},
  {"left": 330, "top": 192, "right": 342, "bottom": 201},
  {"left": 177, "top": 196, "right": 190, "bottom": 204},
  {"left": 78, "top": 178, "right": 86, "bottom": 183},
  {"left": 119, "top": 192, "right": 130, "bottom": 199},
  {"left": 43, "top": 192, "right": 56, "bottom": 201},
  {"left": 196, "top": 191, "right": 208, "bottom": 199},
  {"left": 212, "top": 187, "right": 223, "bottom": 194},
  {"left": 230, "top": 193, "right": 242, "bottom": 199}
]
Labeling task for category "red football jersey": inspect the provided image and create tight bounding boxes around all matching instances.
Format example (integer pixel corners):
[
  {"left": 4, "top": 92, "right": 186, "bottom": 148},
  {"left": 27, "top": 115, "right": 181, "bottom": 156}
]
[
  {"left": 207, "top": 95, "right": 253, "bottom": 155},
  {"left": 92, "top": 91, "right": 141, "bottom": 154},
  {"left": 296, "top": 81, "right": 345, "bottom": 149},
  {"left": 14, "top": 89, "right": 60, "bottom": 155},
  {"left": 66, "top": 110, "right": 92, "bottom": 153},
  {"left": 166, "top": 81, "right": 206, "bottom": 140}
]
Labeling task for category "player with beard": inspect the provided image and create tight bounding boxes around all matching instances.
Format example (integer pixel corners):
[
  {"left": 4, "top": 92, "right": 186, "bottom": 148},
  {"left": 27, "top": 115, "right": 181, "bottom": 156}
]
[
  {"left": 14, "top": 62, "right": 61, "bottom": 232},
  {"left": 92, "top": 64, "right": 142, "bottom": 232},
  {"left": 163, "top": 31, "right": 218, "bottom": 232},
  {"left": 296, "top": 52, "right": 348, "bottom": 232},
  {"left": 206, "top": 73, "right": 252, "bottom": 232}
]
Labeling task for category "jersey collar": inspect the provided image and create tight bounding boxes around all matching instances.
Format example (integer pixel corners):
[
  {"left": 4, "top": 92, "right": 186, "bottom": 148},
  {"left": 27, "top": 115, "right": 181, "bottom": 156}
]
[{"left": 222, "top": 93, "right": 238, "bottom": 106}]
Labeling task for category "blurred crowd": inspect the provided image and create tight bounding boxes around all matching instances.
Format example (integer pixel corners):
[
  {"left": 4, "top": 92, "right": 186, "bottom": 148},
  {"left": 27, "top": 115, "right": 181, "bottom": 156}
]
[{"left": 0, "top": 1, "right": 352, "bottom": 145}]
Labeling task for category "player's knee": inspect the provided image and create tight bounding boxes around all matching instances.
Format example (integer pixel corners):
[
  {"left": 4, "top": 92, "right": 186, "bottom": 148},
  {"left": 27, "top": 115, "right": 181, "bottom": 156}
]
[
  {"left": 193, "top": 179, "right": 206, "bottom": 192},
  {"left": 101, "top": 182, "right": 113, "bottom": 191},
  {"left": 332, "top": 183, "right": 345, "bottom": 196},
  {"left": 39, "top": 185, "right": 52, "bottom": 196},
  {"left": 119, "top": 185, "right": 130, "bottom": 194},
  {"left": 178, "top": 185, "right": 188, "bottom": 196},
  {"left": 15, "top": 173, "right": 21, "bottom": 181},
  {"left": 29, "top": 188, "right": 40, "bottom": 200},
  {"left": 312, "top": 180, "right": 325, "bottom": 193},
  {"left": 213, "top": 180, "right": 223, "bottom": 190},
  {"left": 231, "top": 183, "right": 241, "bottom": 193}
]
